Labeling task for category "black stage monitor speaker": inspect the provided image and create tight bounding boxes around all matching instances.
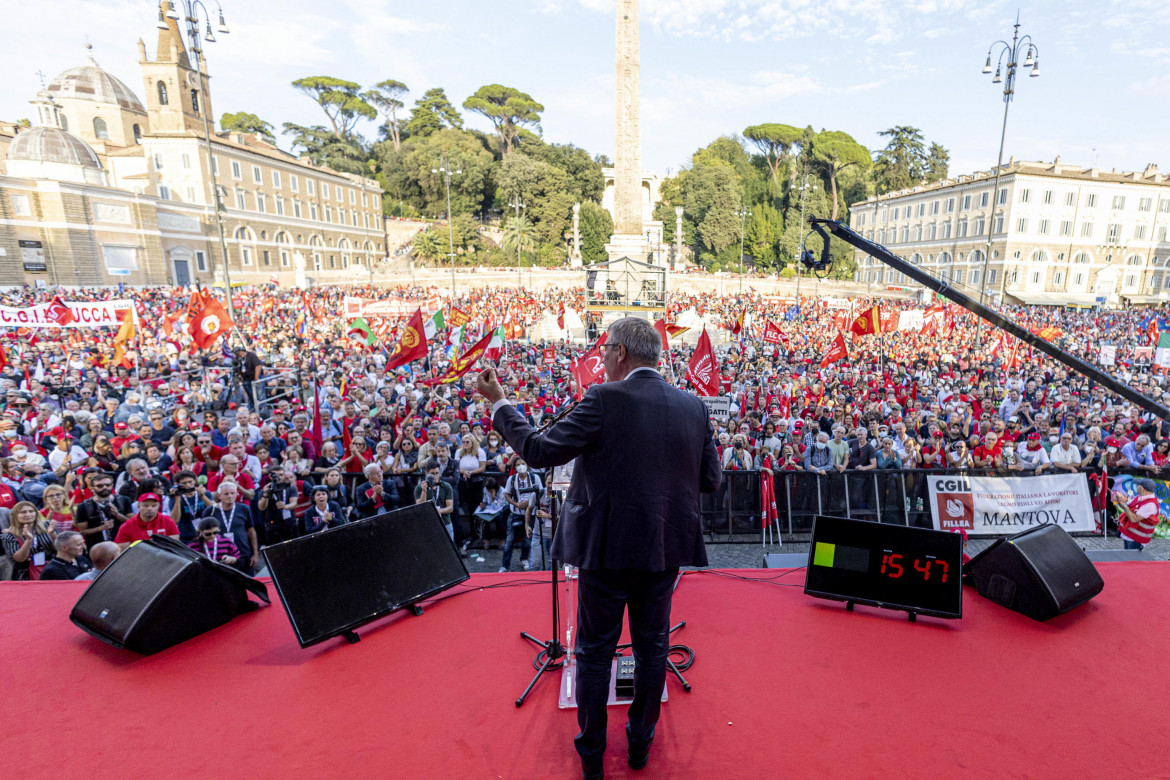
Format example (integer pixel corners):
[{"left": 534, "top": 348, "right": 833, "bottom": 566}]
[
  {"left": 70, "top": 536, "right": 270, "bottom": 654},
  {"left": 262, "top": 503, "right": 469, "bottom": 648},
  {"left": 964, "top": 523, "right": 1104, "bottom": 621}
]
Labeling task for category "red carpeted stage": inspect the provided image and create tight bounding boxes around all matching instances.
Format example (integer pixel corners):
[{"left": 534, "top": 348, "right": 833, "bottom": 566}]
[{"left": 6, "top": 563, "right": 1170, "bottom": 779}]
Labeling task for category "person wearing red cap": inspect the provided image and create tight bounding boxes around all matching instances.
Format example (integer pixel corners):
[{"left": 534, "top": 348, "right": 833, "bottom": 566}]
[
  {"left": 46, "top": 428, "right": 88, "bottom": 475},
  {"left": 113, "top": 493, "right": 179, "bottom": 549},
  {"left": 1016, "top": 432, "right": 1051, "bottom": 474}
]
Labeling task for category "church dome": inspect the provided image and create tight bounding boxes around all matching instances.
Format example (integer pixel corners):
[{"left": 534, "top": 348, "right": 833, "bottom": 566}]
[
  {"left": 47, "top": 58, "right": 146, "bottom": 113},
  {"left": 8, "top": 126, "right": 103, "bottom": 169}
]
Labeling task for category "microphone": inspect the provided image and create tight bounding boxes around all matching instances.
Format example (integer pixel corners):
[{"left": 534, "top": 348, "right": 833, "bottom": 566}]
[{"left": 538, "top": 401, "right": 579, "bottom": 432}]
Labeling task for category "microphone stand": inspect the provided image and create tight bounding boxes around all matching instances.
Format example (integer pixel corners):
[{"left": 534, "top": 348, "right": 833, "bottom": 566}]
[{"left": 515, "top": 481, "right": 565, "bottom": 706}]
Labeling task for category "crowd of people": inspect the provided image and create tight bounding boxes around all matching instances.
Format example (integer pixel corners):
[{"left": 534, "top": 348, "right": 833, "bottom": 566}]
[{"left": 0, "top": 280, "right": 1167, "bottom": 581}]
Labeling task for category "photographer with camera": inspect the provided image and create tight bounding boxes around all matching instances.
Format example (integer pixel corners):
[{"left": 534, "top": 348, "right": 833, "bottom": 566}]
[
  {"left": 413, "top": 458, "right": 454, "bottom": 539},
  {"left": 170, "top": 469, "right": 212, "bottom": 544},
  {"left": 500, "top": 456, "right": 542, "bottom": 573},
  {"left": 73, "top": 474, "right": 131, "bottom": 549},
  {"left": 256, "top": 466, "right": 299, "bottom": 545}
]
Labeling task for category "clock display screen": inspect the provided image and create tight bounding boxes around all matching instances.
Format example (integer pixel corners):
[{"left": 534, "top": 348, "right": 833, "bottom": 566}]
[{"left": 804, "top": 515, "right": 963, "bottom": 619}]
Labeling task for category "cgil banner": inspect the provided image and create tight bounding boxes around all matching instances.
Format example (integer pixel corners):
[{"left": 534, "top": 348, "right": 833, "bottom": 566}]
[
  {"left": 927, "top": 472, "right": 1095, "bottom": 536},
  {"left": 0, "top": 299, "right": 135, "bottom": 329}
]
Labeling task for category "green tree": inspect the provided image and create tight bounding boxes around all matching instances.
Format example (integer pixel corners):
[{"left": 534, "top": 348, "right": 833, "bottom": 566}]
[
  {"left": 743, "top": 123, "right": 802, "bottom": 189},
  {"left": 463, "top": 84, "right": 544, "bottom": 155},
  {"left": 404, "top": 88, "right": 464, "bottom": 139},
  {"left": 281, "top": 123, "right": 369, "bottom": 174},
  {"left": 374, "top": 128, "right": 494, "bottom": 217},
  {"left": 364, "top": 79, "right": 408, "bottom": 151},
  {"left": 872, "top": 126, "right": 927, "bottom": 194},
  {"left": 812, "top": 130, "right": 871, "bottom": 221},
  {"left": 924, "top": 142, "right": 950, "bottom": 183},
  {"left": 496, "top": 152, "right": 575, "bottom": 250},
  {"left": 502, "top": 213, "right": 537, "bottom": 259},
  {"left": 220, "top": 111, "right": 275, "bottom": 144},
  {"left": 744, "top": 201, "right": 785, "bottom": 271},
  {"left": 681, "top": 165, "right": 743, "bottom": 269},
  {"left": 411, "top": 229, "right": 444, "bottom": 263},
  {"left": 578, "top": 200, "right": 613, "bottom": 264},
  {"left": 533, "top": 143, "right": 605, "bottom": 203},
  {"left": 290, "top": 77, "right": 376, "bottom": 140},
  {"left": 449, "top": 213, "right": 481, "bottom": 252}
]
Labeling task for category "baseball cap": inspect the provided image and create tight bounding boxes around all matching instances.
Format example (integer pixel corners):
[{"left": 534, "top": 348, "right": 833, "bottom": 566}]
[
  {"left": 138, "top": 492, "right": 162, "bottom": 503},
  {"left": 114, "top": 422, "right": 128, "bottom": 430},
  {"left": 1136, "top": 478, "right": 1157, "bottom": 492},
  {"left": 1027, "top": 432, "right": 1041, "bottom": 441}
]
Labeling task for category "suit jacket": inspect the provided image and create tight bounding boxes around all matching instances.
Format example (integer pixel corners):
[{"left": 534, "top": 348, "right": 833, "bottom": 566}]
[{"left": 493, "top": 370, "right": 721, "bottom": 571}]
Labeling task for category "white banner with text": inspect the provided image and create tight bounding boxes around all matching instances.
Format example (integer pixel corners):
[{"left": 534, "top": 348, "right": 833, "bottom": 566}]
[
  {"left": 0, "top": 299, "right": 134, "bottom": 329},
  {"left": 926, "top": 472, "right": 1095, "bottom": 536}
]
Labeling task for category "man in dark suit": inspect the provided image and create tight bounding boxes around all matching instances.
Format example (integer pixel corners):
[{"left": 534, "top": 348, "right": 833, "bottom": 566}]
[{"left": 477, "top": 317, "right": 721, "bottom": 779}]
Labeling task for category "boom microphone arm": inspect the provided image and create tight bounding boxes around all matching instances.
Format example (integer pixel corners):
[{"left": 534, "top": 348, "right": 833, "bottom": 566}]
[{"left": 806, "top": 217, "right": 1170, "bottom": 422}]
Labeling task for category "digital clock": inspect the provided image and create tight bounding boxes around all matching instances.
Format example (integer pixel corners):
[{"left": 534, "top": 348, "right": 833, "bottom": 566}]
[{"left": 804, "top": 515, "right": 963, "bottom": 620}]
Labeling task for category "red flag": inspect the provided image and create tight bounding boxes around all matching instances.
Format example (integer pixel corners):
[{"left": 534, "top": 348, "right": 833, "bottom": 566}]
[
  {"left": 687, "top": 328, "right": 720, "bottom": 396},
  {"left": 189, "top": 296, "right": 233, "bottom": 351},
  {"left": 820, "top": 332, "right": 849, "bottom": 368},
  {"left": 730, "top": 311, "right": 744, "bottom": 336},
  {"left": 570, "top": 333, "right": 608, "bottom": 400},
  {"left": 384, "top": 308, "right": 428, "bottom": 371},
  {"left": 420, "top": 331, "right": 494, "bottom": 386},
  {"left": 653, "top": 319, "right": 670, "bottom": 351},
  {"left": 0, "top": 344, "right": 7, "bottom": 372},
  {"left": 761, "top": 319, "right": 784, "bottom": 344},
  {"left": 45, "top": 296, "right": 76, "bottom": 326},
  {"left": 557, "top": 302, "right": 566, "bottom": 331},
  {"left": 542, "top": 346, "right": 556, "bottom": 365},
  {"left": 448, "top": 307, "right": 471, "bottom": 328},
  {"left": 849, "top": 306, "right": 882, "bottom": 337}
]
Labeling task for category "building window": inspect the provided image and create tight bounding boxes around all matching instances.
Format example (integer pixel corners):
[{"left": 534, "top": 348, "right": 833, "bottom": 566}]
[
  {"left": 307, "top": 179, "right": 316, "bottom": 196},
  {"left": 153, "top": 153, "right": 164, "bottom": 170},
  {"left": 1135, "top": 225, "right": 1147, "bottom": 240},
  {"left": 364, "top": 213, "right": 371, "bottom": 229},
  {"left": 310, "top": 204, "right": 318, "bottom": 220},
  {"left": 1139, "top": 197, "right": 1152, "bottom": 212},
  {"left": 180, "top": 152, "right": 191, "bottom": 169},
  {"left": 971, "top": 269, "right": 981, "bottom": 285},
  {"left": 195, "top": 250, "right": 207, "bottom": 272},
  {"left": 1074, "top": 273, "right": 1084, "bottom": 286},
  {"left": 1107, "top": 223, "right": 1121, "bottom": 243},
  {"left": 930, "top": 200, "right": 939, "bottom": 215},
  {"left": 1019, "top": 188, "right": 1030, "bottom": 203},
  {"left": 1031, "top": 271, "right": 1041, "bottom": 284},
  {"left": 132, "top": 124, "right": 141, "bottom": 143},
  {"left": 102, "top": 245, "right": 138, "bottom": 274},
  {"left": 1054, "top": 271, "right": 1064, "bottom": 285},
  {"left": 362, "top": 192, "right": 368, "bottom": 207},
  {"left": 272, "top": 170, "right": 281, "bottom": 188},
  {"left": 236, "top": 191, "right": 246, "bottom": 210},
  {"left": 957, "top": 220, "right": 967, "bottom": 238},
  {"left": 186, "top": 186, "right": 195, "bottom": 202},
  {"left": 1126, "top": 274, "right": 1137, "bottom": 287},
  {"left": 157, "top": 81, "right": 169, "bottom": 105},
  {"left": 262, "top": 250, "right": 271, "bottom": 266},
  {"left": 942, "top": 221, "right": 951, "bottom": 239},
  {"left": 979, "top": 192, "right": 989, "bottom": 208},
  {"left": 1087, "top": 193, "right": 1097, "bottom": 208},
  {"left": 241, "top": 247, "right": 252, "bottom": 266},
  {"left": 1038, "top": 219, "right": 1050, "bottom": 235},
  {"left": 190, "top": 89, "right": 199, "bottom": 113},
  {"left": 1160, "top": 226, "right": 1168, "bottom": 242},
  {"left": 1074, "top": 253, "right": 1091, "bottom": 264},
  {"left": 93, "top": 117, "right": 109, "bottom": 140},
  {"left": 329, "top": 255, "right": 336, "bottom": 269},
  {"left": 291, "top": 175, "right": 299, "bottom": 192},
  {"left": 927, "top": 224, "right": 936, "bottom": 240},
  {"left": 998, "top": 188, "right": 1007, "bottom": 205},
  {"left": 900, "top": 227, "right": 909, "bottom": 242},
  {"left": 944, "top": 197, "right": 954, "bottom": 213},
  {"left": 953, "top": 269, "right": 963, "bottom": 284},
  {"left": 280, "top": 250, "right": 290, "bottom": 267},
  {"left": 1065, "top": 192, "right": 1076, "bottom": 207},
  {"left": 1081, "top": 222, "right": 1094, "bottom": 238},
  {"left": 1151, "top": 275, "right": 1161, "bottom": 289},
  {"left": 349, "top": 189, "right": 356, "bottom": 204},
  {"left": 1159, "top": 199, "right": 1170, "bottom": 214},
  {"left": 988, "top": 269, "right": 998, "bottom": 284},
  {"left": 256, "top": 193, "right": 266, "bottom": 213},
  {"left": 1112, "top": 195, "right": 1126, "bottom": 210},
  {"left": 1127, "top": 255, "right": 1143, "bottom": 266},
  {"left": 293, "top": 201, "right": 302, "bottom": 218},
  {"left": 352, "top": 211, "right": 359, "bottom": 227},
  {"left": 975, "top": 217, "right": 986, "bottom": 236},
  {"left": 275, "top": 198, "right": 284, "bottom": 216},
  {"left": 961, "top": 194, "right": 971, "bottom": 210},
  {"left": 1060, "top": 220, "right": 1073, "bottom": 236},
  {"left": 339, "top": 208, "right": 346, "bottom": 225},
  {"left": 11, "top": 194, "right": 31, "bottom": 216},
  {"left": 210, "top": 156, "right": 219, "bottom": 175},
  {"left": 252, "top": 166, "right": 262, "bottom": 184},
  {"left": 325, "top": 206, "right": 333, "bottom": 223},
  {"left": 158, "top": 185, "right": 171, "bottom": 200},
  {"left": 877, "top": 229, "right": 885, "bottom": 243},
  {"left": 1043, "top": 190, "right": 1053, "bottom": 205},
  {"left": 322, "top": 183, "right": 330, "bottom": 198},
  {"left": 994, "top": 216, "right": 1004, "bottom": 234},
  {"left": 858, "top": 213, "right": 866, "bottom": 226},
  {"left": 1016, "top": 218, "right": 1028, "bottom": 232},
  {"left": 231, "top": 160, "right": 242, "bottom": 179}
]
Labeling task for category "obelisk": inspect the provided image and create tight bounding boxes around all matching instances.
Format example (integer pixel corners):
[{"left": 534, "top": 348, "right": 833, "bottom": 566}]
[{"left": 605, "top": 0, "right": 650, "bottom": 264}]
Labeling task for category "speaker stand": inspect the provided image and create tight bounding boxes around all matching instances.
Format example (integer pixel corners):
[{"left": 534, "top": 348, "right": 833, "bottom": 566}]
[
  {"left": 515, "top": 490, "right": 565, "bottom": 707},
  {"left": 343, "top": 630, "right": 361, "bottom": 644},
  {"left": 408, "top": 604, "right": 424, "bottom": 617}
]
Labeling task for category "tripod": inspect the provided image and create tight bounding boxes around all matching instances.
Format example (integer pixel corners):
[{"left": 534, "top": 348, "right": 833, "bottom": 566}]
[{"left": 515, "top": 488, "right": 565, "bottom": 707}]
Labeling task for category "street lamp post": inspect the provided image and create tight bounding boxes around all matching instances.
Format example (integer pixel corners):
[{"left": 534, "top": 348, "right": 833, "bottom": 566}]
[
  {"left": 794, "top": 173, "right": 817, "bottom": 310},
  {"left": 431, "top": 155, "right": 461, "bottom": 300},
  {"left": 736, "top": 206, "right": 751, "bottom": 295},
  {"left": 160, "top": 0, "right": 233, "bottom": 319},
  {"left": 509, "top": 195, "right": 525, "bottom": 291},
  {"left": 979, "top": 14, "right": 1040, "bottom": 308}
]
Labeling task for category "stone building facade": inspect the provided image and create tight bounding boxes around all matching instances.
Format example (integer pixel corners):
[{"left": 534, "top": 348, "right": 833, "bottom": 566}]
[
  {"left": 848, "top": 159, "right": 1170, "bottom": 307},
  {"left": 0, "top": 11, "right": 385, "bottom": 289}
]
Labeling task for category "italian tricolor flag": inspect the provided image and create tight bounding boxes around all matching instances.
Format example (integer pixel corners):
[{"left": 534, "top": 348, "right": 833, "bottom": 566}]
[
  {"left": 347, "top": 317, "right": 377, "bottom": 348},
  {"left": 423, "top": 310, "right": 445, "bottom": 340},
  {"left": 483, "top": 326, "right": 507, "bottom": 362}
]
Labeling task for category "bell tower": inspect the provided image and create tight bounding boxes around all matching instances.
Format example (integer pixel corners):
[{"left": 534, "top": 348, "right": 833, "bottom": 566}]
[{"left": 139, "top": 5, "right": 214, "bottom": 134}]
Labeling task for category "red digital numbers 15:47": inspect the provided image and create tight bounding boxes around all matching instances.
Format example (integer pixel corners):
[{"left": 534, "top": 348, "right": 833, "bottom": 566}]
[{"left": 881, "top": 553, "right": 947, "bottom": 583}]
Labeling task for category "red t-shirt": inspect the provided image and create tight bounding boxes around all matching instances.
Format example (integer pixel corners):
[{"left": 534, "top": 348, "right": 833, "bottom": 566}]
[
  {"left": 114, "top": 513, "right": 180, "bottom": 544},
  {"left": 0, "top": 484, "right": 17, "bottom": 511},
  {"left": 206, "top": 471, "right": 255, "bottom": 500},
  {"left": 194, "top": 445, "right": 223, "bottom": 463}
]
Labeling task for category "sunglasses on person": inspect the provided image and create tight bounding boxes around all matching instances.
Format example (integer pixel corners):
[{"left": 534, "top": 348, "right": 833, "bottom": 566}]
[{"left": 201, "top": 530, "right": 220, "bottom": 539}]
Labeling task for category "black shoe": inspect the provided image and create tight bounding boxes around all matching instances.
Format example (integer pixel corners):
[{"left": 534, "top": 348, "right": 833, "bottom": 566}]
[
  {"left": 581, "top": 762, "right": 604, "bottom": 779},
  {"left": 628, "top": 745, "right": 650, "bottom": 771}
]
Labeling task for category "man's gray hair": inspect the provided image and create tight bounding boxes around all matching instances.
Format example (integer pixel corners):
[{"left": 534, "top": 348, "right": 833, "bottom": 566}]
[
  {"left": 607, "top": 317, "right": 661, "bottom": 366},
  {"left": 55, "top": 530, "right": 82, "bottom": 551}
]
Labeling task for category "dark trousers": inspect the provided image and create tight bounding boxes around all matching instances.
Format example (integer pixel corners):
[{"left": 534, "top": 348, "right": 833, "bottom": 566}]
[{"left": 574, "top": 567, "right": 678, "bottom": 769}]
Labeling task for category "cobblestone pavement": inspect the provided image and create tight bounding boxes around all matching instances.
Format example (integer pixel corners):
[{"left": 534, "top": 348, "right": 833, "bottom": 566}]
[{"left": 461, "top": 534, "right": 1169, "bottom": 574}]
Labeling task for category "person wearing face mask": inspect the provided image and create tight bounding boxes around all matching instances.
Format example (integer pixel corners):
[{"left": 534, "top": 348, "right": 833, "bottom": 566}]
[
  {"left": 721, "top": 434, "right": 753, "bottom": 471},
  {"left": 73, "top": 475, "right": 132, "bottom": 549},
  {"left": 414, "top": 458, "right": 455, "bottom": 536},
  {"left": 1015, "top": 432, "right": 1051, "bottom": 474},
  {"left": 500, "top": 457, "right": 542, "bottom": 572}
]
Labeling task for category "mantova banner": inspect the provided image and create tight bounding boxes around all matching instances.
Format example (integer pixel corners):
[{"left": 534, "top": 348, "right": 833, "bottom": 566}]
[{"left": 926, "top": 472, "right": 1095, "bottom": 536}]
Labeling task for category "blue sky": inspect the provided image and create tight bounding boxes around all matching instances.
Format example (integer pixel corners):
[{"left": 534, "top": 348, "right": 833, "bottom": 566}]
[{"left": 3, "top": 0, "right": 1168, "bottom": 179}]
